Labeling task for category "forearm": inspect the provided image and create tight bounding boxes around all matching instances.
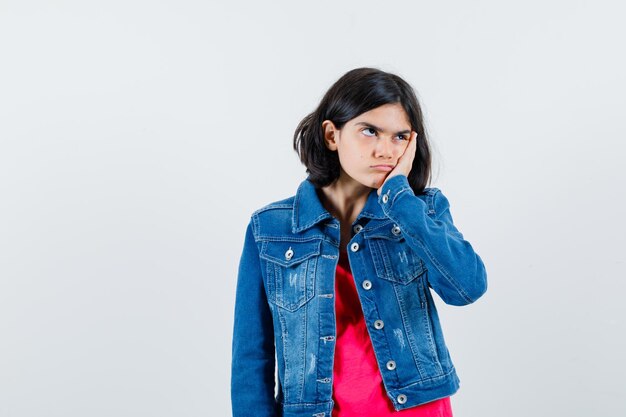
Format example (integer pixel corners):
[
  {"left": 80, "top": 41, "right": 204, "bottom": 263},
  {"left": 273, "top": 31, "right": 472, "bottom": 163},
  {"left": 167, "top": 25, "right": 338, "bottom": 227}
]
[{"left": 378, "top": 175, "right": 488, "bottom": 305}]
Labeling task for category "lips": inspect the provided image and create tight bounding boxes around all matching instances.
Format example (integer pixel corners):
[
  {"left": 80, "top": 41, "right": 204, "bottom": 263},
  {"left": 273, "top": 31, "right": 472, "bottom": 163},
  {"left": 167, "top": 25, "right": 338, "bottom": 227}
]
[{"left": 371, "top": 165, "right": 394, "bottom": 172}]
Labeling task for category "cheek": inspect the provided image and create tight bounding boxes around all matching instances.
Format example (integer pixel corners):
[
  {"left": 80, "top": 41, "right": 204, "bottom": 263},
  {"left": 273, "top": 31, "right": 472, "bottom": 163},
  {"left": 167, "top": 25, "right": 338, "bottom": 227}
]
[
  {"left": 340, "top": 152, "right": 364, "bottom": 171},
  {"left": 396, "top": 143, "right": 408, "bottom": 155},
  {"left": 339, "top": 140, "right": 368, "bottom": 167}
]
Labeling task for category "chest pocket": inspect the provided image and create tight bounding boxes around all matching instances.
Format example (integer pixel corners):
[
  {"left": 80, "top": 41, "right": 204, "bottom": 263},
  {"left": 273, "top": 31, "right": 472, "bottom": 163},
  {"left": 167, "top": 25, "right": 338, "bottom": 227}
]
[
  {"left": 365, "top": 224, "right": 426, "bottom": 284},
  {"left": 259, "top": 239, "right": 321, "bottom": 312}
]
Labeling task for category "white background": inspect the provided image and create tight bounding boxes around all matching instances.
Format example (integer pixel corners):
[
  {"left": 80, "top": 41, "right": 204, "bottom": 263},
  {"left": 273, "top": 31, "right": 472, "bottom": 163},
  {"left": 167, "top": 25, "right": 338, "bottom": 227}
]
[{"left": 1, "top": 1, "right": 625, "bottom": 416}]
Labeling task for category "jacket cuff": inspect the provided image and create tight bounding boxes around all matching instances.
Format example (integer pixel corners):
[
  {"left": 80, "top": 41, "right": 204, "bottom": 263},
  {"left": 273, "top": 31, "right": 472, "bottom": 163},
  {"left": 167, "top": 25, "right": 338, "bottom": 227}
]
[{"left": 378, "top": 174, "right": 414, "bottom": 207}]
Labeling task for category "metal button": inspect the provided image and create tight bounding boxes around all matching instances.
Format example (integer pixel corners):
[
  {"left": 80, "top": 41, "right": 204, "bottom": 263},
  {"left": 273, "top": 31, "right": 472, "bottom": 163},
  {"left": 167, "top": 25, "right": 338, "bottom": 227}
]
[
  {"left": 353, "top": 224, "right": 363, "bottom": 233},
  {"left": 391, "top": 225, "right": 401, "bottom": 235},
  {"left": 285, "top": 247, "right": 294, "bottom": 260},
  {"left": 350, "top": 242, "right": 359, "bottom": 252},
  {"left": 397, "top": 394, "right": 407, "bottom": 404},
  {"left": 374, "top": 319, "right": 384, "bottom": 329},
  {"left": 362, "top": 280, "right": 372, "bottom": 290},
  {"left": 386, "top": 360, "right": 396, "bottom": 370},
  {"left": 382, "top": 194, "right": 389, "bottom": 204}
]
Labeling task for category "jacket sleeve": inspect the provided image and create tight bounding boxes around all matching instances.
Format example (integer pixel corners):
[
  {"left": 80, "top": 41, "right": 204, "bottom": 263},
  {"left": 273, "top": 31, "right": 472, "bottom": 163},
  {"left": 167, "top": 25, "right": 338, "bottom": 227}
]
[
  {"left": 231, "top": 216, "right": 278, "bottom": 417},
  {"left": 378, "top": 175, "right": 488, "bottom": 306}
]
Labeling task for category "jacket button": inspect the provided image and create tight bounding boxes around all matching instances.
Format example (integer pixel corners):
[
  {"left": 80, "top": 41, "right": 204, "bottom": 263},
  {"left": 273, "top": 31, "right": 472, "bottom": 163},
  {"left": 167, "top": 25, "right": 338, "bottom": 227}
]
[
  {"left": 391, "top": 225, "right": 401, "bottom": 235},
  {"left": 362, "top": 280, "right": 372, "bottom": 290},
  {"left": 386, "top": 360, "right": 396, "bottom": 370},
  {"left": 382, "top": 194, "right": 389, "bottom": 204},
  {"left": 397, "top": 394, "right": 407, "bottom": 404},
  {"left": 374, "top": 319, "right": 384, "bottom": 329},
  {"left": 353, "top": 224, "right": 363, "bottom": 233},
  {"left": 350, "top": 242, "right": 359, "bottom": 252},
  {"left": 285, "top": 247, "right": 294, "bottom": 260}
]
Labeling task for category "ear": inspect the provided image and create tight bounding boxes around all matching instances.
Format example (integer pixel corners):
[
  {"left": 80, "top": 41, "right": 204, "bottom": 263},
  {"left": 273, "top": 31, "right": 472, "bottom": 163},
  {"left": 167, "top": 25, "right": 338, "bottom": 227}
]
[{"left": 321, "top": 120, "right": 339, "bottom": 151}]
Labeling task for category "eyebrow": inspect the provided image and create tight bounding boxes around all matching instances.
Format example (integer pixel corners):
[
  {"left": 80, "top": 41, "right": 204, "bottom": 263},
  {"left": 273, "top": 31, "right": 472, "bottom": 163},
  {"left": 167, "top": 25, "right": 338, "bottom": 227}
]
[{"left": 354, "top": 122, "right": 411, "bottom": 135}]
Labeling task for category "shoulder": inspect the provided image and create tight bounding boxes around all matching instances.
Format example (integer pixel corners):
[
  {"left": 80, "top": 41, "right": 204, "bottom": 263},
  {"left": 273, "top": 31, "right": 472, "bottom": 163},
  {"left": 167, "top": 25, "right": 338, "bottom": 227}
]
[
  {"left": 251, "top": 195, "right": 295, "bottom": 217},
  {"left": 246, "top": 194, "right": 296, "bottom": 239},
  {"left": 417, "top": 186, "right": 451, "bottom": 218}
]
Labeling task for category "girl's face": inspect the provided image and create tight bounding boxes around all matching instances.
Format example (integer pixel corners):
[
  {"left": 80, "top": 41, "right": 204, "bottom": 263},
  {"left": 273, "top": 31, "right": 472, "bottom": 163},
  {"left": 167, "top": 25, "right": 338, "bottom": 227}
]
[{"left": 322, "top": 102, "right": 413, "bottom": 189}]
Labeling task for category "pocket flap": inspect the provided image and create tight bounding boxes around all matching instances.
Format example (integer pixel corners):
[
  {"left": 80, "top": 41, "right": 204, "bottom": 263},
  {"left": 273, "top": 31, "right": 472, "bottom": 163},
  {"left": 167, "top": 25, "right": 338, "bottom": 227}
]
[
  {"left": 364, "top": 231, "right": 426, "bottom": 283},
  {"left": 259, "top": 239, "right": 322, "bottom": 267}
]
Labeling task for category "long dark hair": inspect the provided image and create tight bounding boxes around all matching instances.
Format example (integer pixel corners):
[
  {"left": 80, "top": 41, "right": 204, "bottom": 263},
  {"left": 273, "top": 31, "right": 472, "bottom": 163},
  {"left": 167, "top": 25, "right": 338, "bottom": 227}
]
[{"left": 293, "top": 67, "right": 433, "bottom": 194}]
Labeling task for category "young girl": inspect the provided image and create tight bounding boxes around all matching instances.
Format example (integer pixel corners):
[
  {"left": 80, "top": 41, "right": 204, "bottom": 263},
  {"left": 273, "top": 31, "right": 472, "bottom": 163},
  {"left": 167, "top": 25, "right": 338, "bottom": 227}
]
[{"left": 231, "top": 67, "right": 488, "bottom": 417}]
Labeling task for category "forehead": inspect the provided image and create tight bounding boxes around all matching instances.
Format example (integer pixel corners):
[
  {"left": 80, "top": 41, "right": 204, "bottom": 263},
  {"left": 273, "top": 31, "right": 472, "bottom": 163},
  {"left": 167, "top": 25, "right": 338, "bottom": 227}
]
[{"left": 349, "top": 103, "right": 411, "bottom": 128}]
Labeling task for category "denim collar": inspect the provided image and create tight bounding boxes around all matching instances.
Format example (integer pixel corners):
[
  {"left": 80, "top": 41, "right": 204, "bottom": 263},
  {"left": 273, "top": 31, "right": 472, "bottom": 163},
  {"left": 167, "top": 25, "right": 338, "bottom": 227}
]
[{"left": 292, "top": 176, "right": 387, "bottom": 233}]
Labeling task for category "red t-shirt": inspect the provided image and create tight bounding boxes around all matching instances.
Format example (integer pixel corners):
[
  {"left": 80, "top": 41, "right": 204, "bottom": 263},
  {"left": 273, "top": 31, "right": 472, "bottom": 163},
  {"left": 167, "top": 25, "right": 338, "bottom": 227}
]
[{"left": 332, "top": 249, "right": 453, "bottom": 417}]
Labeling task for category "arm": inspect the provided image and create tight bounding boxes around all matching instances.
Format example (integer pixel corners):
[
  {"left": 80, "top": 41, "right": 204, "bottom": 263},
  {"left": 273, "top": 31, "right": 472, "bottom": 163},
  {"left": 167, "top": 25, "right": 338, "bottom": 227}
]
[
  {"left": 378, "top": 175, "right": 488, "bottom": 306},
  {"left": 231, "top": 216, "right": 278, "bottom": 417}
]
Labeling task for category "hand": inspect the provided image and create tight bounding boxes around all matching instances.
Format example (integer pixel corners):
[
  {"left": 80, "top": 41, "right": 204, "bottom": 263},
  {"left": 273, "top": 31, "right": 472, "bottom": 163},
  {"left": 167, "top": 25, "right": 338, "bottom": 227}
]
[{"left": 377, "top": 131, "right": 418, "bottom": 196}]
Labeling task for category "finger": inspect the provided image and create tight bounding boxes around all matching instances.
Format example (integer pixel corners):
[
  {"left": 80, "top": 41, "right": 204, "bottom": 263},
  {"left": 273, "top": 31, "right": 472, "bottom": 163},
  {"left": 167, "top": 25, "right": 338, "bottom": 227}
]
[{"left": 403, "top": 132, "right": 416, "bottom": 153}]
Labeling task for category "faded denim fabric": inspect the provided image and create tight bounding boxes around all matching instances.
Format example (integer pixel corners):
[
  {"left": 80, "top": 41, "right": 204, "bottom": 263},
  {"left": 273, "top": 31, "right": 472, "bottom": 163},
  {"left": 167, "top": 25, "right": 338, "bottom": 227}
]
[{"left": 231, "top": 174, "right": 488, "bottom": 417}]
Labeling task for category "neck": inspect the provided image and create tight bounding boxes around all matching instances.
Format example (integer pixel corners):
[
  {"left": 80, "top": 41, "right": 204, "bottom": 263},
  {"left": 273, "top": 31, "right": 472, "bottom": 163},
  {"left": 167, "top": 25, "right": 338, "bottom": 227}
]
[{"left": 317, "top": 174, "right": 371, "bottom": 225}]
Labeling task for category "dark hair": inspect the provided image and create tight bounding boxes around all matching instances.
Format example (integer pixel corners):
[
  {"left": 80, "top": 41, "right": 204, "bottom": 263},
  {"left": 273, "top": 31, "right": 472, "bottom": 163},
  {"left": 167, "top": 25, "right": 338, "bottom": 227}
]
[{"left": 293, "top": 67, "right": 433, "bottom": 194}]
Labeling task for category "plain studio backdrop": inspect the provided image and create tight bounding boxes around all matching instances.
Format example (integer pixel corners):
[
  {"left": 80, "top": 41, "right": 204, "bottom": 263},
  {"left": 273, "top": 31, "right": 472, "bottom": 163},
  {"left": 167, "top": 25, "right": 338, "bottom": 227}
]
[{"left": 1, "top": 1, "right": 624, "bottom": 416}]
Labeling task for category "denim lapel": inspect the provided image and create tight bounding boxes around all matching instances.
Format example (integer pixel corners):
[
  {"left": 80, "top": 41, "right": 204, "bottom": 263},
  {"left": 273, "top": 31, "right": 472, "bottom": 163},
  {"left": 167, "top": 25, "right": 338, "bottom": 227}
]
[
  {"left": 292, "top": 176, "right": 387, "bottom": 233},
  {"left": 292, "top": 177, "right": 333, "bottom": 233}
]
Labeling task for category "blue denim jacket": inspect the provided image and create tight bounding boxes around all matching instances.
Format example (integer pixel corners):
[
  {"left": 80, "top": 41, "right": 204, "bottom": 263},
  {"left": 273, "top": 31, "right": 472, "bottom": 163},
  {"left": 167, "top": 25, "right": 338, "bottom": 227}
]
[{"left": 231, "top": 174, "right": 488, "bottom": 417}]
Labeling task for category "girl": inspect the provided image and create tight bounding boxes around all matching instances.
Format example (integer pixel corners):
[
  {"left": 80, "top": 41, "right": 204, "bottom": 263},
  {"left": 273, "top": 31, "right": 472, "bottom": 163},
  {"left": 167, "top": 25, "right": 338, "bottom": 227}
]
[{"left": 231, "top": 67, "right": 488, "bottom": 417}]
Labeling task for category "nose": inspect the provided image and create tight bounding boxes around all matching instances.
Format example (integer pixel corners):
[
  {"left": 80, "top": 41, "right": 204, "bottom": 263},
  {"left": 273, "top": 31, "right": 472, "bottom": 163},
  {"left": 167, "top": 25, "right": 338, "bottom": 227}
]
[{"left": 374, "top": 136, "right": 394, "bottom": 159}]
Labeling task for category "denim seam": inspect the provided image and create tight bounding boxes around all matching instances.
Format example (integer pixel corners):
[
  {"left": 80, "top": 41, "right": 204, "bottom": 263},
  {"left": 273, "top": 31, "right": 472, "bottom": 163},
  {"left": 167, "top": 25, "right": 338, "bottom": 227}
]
[
  {"left": 361, "top": 219, "right": 395, "bottom": 233},
  {"left": 258, "top": 236, "right": 323, "bottom": 243},
  {"left": 357, "top": 209, "right": 387, "bottom": 220},
  {"left": 251, "top": 213, "right": 260, "bottom": 241},
  {"left": 253, "top": 203, "right": 292, "bottom": 217},
  {"left": 389, "top": 185, "right": 413, "bottom": 207},
  {"left": 376, "top": 239, "right": 392, "bottom": 279},
  {"left": 295, "top": 212, "right": 333, "bottom": 233},
  {"left": 397, "top": 364, "right": 457, "bottom": 387},
  {"left": 277, "top": 308, "right": 290, "bottom": 402},
  {"left": 265, "top": 256, "right": 276, "bottom": 307},
  {"left": 315, "top": 282, "right": 322, "bottom": 402},
  {"left": 427, "top": 189, "right": 438, "bottom": 216},
  {"left": 392, "top": 282, "right": 427, "bottom": 380},
  {"left": 420, "top": 284, "right": 443, "bottom": 372},
  {"left": 280, "top": 400, "right": 334, "bottom": 407},
  {"left": 299, "top": 297, "right": 308, "bottom": 401}
]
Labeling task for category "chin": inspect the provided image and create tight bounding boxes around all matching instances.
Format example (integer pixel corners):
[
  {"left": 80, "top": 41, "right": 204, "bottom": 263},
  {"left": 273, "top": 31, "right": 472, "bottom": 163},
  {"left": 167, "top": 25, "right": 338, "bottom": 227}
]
[
  {"left": 343, "top": 171, "right": 382, "bottom": 189},
  {"left": 365, "top": 177, "right": 384, "bottom": 189}
]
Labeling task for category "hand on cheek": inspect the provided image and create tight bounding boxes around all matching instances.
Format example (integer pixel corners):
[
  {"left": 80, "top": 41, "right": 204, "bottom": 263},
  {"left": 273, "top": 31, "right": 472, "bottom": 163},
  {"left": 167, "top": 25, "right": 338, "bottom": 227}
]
[{"left": 377, "top": 131, "right": 418, "bottom": 196}]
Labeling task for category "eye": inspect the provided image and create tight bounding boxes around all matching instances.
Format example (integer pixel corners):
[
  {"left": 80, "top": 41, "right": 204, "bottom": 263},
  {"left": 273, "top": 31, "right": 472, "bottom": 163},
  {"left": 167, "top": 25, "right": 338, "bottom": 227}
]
[
  {"left": 362, "top": 127, "right": 377, "bottom": 137},
  {"left": 361, "top": 128, "right": 408, "bottom": 141}
]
